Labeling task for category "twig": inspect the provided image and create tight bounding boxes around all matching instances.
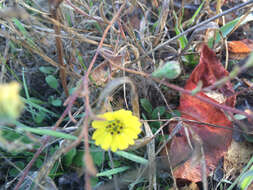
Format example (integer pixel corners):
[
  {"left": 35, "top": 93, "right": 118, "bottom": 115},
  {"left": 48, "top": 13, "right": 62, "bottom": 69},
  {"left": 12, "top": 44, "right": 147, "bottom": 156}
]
[
  {"left": 143, "top": 122, "right": 157, "bottom": 190},
  {"left": 64, "top": 0, "right": 104, "bottom": 24},
  {"left": 0, "top": 39, "right": 9, "bottom": 83},
  {"left": 50, "top": 0, "right": 69, "bottom": 97}
]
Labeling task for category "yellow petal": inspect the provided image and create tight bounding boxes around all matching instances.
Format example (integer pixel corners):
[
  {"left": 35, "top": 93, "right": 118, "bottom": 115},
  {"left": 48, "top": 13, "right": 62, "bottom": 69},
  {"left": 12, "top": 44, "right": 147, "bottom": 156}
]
[
  {"left": 123, "top": 118, "right": 141, "bottom": 128},
  {"left": 121, "top": 116, "right": 141, "bottom": 127},
  {"left": 95, "top": 135, "right": 105, "bottom": 145},
  {"left": 91, "top": 120, "right": 107, "bottom": 129},
  {"left": 111, "top": 135, "right": 120, "bottom": 152},
  {"left": 124, "top": 128, "right": 139, "bottom": 139},
  {"left": 124, "top": 133, "right": 135, "bottom": 145},
  {"left": 92, "top": 128, "right": 106, "bottom": 140},
  {"left": 102, "top": 112, "right": 116, "bottom": 120},
  {"left": 114, "top": 109, "right": 132, "bottom": 119},
  {"left": 118, "top": 134, "right": 130, "bottom": 150},
  {"left": 101, "top": 133, "right": 112, "bottom": 150}
]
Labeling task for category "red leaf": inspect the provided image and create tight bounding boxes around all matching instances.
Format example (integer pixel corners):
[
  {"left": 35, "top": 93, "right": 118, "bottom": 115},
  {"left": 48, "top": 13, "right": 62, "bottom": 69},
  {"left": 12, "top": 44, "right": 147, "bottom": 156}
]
[{"left": 166, "top": 44, "right": 236, "bottom": 182}]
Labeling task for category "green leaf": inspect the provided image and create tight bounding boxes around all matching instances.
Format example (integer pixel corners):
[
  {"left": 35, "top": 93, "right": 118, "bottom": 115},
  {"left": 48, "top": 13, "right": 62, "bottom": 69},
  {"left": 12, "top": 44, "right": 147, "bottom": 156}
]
[
  {"left": 21, "top": 97, "right": 58, "bottom": 117},
  {"left": 12, "top": 18, "right": 36, "bottom": 47},
  {"left": 45, "top": 75, "right": 59, "bottom": 89},
  {"left": 9, "top": 168, "right": 19, "bottom": 177},
  {"left": 115, "top": 151, "right": 148, "bottom": 165},
  {"left": 76, "top": 50, "right": 87, "bottom": 70},
  {"left": 35, "top": 159, "right": 43, "bottom": 169},
  {"left": 150, "top": 121, "right": 161, "bottom": 129},
  {"left": 96, "top": 166, "right": 129, "bottom": 178},
  {"left": 16, "top": 161, "right": 25, "bottom": 169},
  {"left": 140, "top": 98, "right": 153, "bottom": 114},
  {"left": 173, "top": 9, "right": 188, "bottom": 50},
  {"left": 173, "top": 110, "right": 181, "bottom": 117},
  {"left": 175, "top": 26, "right": 188, "bottom": 49},
  {"left": 109, "top": 160, "right": 121, "bottom": 168},
  {"left": 49, "top": 161, "right": 60, "bottom": 178},
  {"left": 63, "top": 148, "right": 77, "bottom": 167},
  {"left": 51, "top": 98, "right": 62, "bottom": 107},
  {"left": 34, "top": 110, "right": 46, "bottom": 124},
  {"left": 215, "top": 18, "right": 240, "bottom": 43},
  {"left": 152, "top": 61, "right": 181, "bottom": 79},
  {"left": 234, "top": 114, "right": 247, "bottom": 120},
  {"left": 186, "top": 1, "right": 205, "bottom": 26},
  {"left": 39, "top": 66, "right": 55, "bottom": 74},
  {"left": 240, "top": 165, "right": 253, "bottom": 190},
  {"left": 71, "top": 150, "right": 104, "bottom": 167},
  {"left": 15, "top": 122, "right": 78, "bottom": 140},
  {"left": 72, "top": 150, "right": 84, "bottom": 167},
  {"left": 151, "top": 106, "right": 166, "bottom": 119},
  {"left": 29, "top": 97, "right": 45, "bottom": 105},
  {"left": 91, "top": 151, "right": 104, "bottom": 167},
  {"left": 0, "top": 127, "right": 34, "bottom": 151},
  {"left": 9, "top": 161, "right": 25, "bottom": 177}
]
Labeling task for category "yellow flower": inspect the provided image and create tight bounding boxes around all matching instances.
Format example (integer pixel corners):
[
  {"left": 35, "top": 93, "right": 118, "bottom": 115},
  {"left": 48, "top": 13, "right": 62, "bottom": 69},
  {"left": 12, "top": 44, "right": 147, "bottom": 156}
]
[
  {"left": 92, "top": 109, "right": 142, "bottom": 152},
  {"left": 0, "top": 82, "right": 23, "bottom": 119}
]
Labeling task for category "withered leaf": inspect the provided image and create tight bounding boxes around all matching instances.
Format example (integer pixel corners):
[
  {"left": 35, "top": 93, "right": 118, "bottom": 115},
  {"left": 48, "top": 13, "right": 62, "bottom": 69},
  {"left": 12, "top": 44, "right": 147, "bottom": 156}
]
[{"left": 164, "top": 44, "right": 236, "bottom": 182}]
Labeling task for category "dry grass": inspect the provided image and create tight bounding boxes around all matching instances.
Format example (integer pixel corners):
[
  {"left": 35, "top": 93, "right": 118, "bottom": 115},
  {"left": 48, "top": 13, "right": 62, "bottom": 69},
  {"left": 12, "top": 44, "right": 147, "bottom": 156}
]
[{"left": 0, "top": 0, "right": 253, "bottom": 189}]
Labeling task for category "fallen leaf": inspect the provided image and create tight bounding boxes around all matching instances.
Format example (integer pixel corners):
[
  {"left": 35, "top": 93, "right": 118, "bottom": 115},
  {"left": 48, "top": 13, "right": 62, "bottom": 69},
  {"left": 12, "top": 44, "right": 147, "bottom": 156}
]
[
  {"left": 228, "top": 39, "right": 253, "bottom": 60},
  {"left": 91, "top": 48, "right": 125, "bottom": 86},
  {"left": 91, "top": 60, "right": 111, "bottom": 86},
  {"left": 164, "top": 44, "right": 236, "bottom": 182}
]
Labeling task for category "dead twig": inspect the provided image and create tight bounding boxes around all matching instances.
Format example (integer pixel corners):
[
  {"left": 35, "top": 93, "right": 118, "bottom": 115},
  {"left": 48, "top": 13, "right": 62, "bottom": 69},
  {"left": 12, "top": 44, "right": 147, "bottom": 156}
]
[
  {"left": 64, "top": 0, "right": 104, "bottom": 24},
  {"left": 49, "top": 0, "right": 69, "bottom": 97}
]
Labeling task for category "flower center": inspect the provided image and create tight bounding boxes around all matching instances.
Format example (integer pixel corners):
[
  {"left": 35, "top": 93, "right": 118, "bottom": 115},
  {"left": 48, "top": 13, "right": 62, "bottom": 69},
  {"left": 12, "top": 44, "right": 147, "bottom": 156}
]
[{"left": 106, "top": 119, "right": 124, "bottom": 135}]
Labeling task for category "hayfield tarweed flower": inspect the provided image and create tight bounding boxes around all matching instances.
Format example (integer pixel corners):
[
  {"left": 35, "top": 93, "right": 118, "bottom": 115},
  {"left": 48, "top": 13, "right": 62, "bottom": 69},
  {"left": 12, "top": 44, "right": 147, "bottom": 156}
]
[
  {"left": 92, "top": 109, "right": 142, "bottom": 152},
  {"left": 0, "top": 82, "right": 23, "bottom": 119}
]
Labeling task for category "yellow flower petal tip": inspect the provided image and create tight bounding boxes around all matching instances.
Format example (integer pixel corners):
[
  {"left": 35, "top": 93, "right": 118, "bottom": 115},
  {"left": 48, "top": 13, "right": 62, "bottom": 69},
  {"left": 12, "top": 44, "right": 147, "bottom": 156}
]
[
  {"left": 91, "top": 109, "right": 142, "bottom": 152},
  {"left": 0, "top": 82, "right": 23, "bottom": 119}
]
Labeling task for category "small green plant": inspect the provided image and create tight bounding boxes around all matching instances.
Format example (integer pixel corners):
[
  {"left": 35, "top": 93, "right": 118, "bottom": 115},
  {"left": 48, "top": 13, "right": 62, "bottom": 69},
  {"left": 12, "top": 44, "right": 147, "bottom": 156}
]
[
  {"left": 39, "top": 66, "right": 62, "bottom": 107},
  {"left": 140, "top": 98, "right": 170, "bottom": 132}
]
